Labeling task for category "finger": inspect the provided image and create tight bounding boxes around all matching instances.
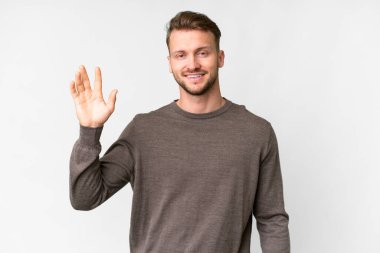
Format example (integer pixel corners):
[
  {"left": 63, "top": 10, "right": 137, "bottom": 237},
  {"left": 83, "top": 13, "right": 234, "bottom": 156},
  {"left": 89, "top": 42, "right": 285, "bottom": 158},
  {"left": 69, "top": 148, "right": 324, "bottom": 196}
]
[
  {"left": 106, "top": 89, "right": 118, "bottom": 112},
  {"left": 94, "top": 66, "right": 103, "bottom": 97},
  {"left": 79, "top": 65, "right": 91, "bottom": 91},
  {"left": 69, "top": 80, "right": 79, "bottom": 99},
  {"left": 75, "top": 71, "right": 85, "bottom": 93}
]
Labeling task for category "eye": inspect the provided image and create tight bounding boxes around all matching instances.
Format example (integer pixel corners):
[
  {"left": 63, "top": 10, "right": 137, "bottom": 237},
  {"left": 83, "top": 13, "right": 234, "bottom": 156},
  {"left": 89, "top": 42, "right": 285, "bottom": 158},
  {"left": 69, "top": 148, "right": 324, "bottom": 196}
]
[
  {"left": 175, "top": 53, "right": 185, "bottom": 59},
  {"left": 197, "top": 50, "right": 208, "bottom": 57}
]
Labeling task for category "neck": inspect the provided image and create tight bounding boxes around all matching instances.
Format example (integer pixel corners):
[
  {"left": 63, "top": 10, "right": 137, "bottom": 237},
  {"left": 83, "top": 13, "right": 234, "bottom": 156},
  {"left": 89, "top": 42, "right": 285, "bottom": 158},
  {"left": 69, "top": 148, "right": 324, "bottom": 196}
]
[{"left": 176, "top": 95, "right": 226, "bottom": 114}]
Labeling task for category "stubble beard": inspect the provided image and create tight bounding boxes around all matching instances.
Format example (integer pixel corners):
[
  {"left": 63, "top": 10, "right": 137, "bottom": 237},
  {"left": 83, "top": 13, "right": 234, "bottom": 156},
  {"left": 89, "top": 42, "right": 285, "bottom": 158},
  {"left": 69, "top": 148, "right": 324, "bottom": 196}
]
[{"left": 173, "top": 68, "right": 219, "bottom": 96}]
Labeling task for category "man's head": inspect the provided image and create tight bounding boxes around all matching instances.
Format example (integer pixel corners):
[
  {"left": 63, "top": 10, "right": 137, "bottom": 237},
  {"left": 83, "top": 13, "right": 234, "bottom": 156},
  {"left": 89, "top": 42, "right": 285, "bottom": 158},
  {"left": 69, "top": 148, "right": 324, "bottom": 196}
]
[
  {"left": 166, "top": 11, "right": 221, "bottom": 52},
  {"left": 166, "top": 11, "right": 224, "bottom": 96}
]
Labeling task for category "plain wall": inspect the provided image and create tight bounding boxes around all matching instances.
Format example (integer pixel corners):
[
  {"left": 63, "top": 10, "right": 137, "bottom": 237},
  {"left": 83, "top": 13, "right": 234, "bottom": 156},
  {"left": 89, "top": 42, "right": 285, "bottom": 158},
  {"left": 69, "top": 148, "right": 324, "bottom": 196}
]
[{"left": 0, "top": 0, "right": 379, "bottom": 252}]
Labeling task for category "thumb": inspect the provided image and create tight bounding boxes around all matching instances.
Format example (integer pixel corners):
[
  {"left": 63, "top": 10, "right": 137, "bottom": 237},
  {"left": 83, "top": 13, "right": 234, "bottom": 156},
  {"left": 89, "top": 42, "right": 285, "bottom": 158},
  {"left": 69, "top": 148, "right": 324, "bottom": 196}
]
[{"left": 106, "top": 89, "right": 118, "bottom": 112}]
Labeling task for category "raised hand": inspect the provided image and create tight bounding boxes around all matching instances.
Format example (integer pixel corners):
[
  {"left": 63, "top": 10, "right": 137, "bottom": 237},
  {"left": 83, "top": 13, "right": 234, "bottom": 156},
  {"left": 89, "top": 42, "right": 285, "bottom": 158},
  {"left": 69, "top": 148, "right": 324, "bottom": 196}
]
[{"left": 69, "top": 65, "right": 118, "bottom": 128}]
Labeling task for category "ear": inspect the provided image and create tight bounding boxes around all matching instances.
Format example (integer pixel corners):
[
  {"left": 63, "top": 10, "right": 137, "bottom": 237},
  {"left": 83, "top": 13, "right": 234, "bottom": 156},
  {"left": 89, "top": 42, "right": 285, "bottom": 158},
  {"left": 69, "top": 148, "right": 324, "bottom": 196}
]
[
  {"left": 167, "top": 55, "right": 173, "bottom": 73},
  {"left": 217, "top": 50, "right": 225, "bottom": 68}
]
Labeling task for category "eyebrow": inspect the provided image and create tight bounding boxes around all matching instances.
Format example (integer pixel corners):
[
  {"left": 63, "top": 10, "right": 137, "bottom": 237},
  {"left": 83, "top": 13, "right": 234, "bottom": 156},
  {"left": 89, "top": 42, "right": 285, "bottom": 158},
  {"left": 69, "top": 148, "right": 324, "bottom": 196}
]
[{"left": 171, "top": 46, "right": 212, "bottom": 55}]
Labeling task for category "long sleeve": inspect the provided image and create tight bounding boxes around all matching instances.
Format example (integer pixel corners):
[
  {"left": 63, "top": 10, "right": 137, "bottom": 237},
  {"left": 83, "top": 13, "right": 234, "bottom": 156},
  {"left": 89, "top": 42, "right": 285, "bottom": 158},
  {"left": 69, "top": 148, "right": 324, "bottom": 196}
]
[
  {"left": 69, "top": 118, "right": 136, "bottom": 211},
  {"left": 253, "top": 124, "right": 290, "bottom": 253}
]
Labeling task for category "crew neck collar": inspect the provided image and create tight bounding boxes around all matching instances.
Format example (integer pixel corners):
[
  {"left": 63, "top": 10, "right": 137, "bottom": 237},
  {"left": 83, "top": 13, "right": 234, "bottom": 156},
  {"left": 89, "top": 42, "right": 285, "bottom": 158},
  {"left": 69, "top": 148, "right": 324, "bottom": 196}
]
[{"left": 170, "top": 97, "right": 233, "bottom": 119}]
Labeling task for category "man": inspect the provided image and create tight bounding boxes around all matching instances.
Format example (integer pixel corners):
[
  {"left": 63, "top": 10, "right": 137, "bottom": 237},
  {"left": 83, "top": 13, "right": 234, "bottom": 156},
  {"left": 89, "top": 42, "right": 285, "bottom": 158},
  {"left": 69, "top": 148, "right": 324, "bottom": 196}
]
[{"left": 69, "top": 11, "right": 290, "bottom": 253}]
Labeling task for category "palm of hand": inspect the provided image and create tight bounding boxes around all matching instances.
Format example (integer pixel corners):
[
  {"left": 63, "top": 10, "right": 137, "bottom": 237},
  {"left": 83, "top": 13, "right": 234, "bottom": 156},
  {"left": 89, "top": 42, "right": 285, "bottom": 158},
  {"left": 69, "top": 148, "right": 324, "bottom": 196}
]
[{"left": 69, "top": 65, "right": 118, "bottom": 128}]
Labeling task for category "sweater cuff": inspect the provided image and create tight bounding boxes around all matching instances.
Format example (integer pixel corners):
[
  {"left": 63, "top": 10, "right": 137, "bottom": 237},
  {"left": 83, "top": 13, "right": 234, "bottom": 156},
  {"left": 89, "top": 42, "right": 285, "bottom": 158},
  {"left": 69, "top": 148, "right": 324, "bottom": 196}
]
[{"left": 78, "top": 124, "right": 104, "bottom": 146}]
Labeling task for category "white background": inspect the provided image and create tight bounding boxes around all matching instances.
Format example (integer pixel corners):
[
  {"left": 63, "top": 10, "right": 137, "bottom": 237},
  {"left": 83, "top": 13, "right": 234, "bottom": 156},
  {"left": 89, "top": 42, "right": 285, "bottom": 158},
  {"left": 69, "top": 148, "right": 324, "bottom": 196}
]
[{"left": 0, "top": 0, "right": 379, "bottom": 252}]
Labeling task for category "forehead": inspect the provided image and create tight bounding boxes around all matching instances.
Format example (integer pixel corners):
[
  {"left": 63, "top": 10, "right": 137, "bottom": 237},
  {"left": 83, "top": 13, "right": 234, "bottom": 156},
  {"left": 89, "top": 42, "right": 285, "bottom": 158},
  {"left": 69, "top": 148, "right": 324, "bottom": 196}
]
[{"left": 168, "top": 29, "right": 216, "bottom": 52}]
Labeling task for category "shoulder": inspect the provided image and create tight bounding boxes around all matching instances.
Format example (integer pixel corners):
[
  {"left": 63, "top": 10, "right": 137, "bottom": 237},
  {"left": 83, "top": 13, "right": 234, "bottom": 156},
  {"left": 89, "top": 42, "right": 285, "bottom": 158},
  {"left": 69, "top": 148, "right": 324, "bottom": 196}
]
[
  {"left": 132, "top": 102, "right": 172, "bottom": 124},
  {"left": 117, "top": 104, "right": 170, "bottom": 142},
  {"left": 229, "top": 101, "right": 273, "bottom": 137},
  {"left": 125, "top": 102, "right": 175, "bottom": 138}
]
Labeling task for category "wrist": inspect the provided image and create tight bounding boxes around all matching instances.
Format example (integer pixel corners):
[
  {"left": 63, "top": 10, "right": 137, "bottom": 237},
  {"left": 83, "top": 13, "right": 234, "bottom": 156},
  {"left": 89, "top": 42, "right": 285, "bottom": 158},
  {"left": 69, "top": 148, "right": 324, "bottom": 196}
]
[
  {"left": 79, "top": 122, "right": 104, "bottom": 128},
  {"left": 78, "top": 124, "right": 104, "bottom": 146}
]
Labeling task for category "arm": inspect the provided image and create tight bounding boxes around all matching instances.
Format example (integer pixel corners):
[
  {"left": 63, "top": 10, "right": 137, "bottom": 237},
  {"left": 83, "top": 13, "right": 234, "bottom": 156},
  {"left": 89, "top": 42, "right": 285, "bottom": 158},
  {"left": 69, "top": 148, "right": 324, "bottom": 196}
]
[
  {"left": 68, "top": 65, "right": 129, "bottom": 210},
  {"left": 69, "top": 120, "right": 136, "bottom": 211},
  {"left": 253, "top": 124, "right": 290, "bottom": 253}
]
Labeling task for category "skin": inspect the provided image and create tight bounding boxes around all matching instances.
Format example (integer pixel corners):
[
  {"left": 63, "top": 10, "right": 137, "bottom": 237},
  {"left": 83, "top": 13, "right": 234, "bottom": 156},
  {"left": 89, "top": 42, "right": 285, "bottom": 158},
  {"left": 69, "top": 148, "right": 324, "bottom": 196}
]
[
  {"left": 167, "top": 29, "right": 226, "bottom": 114},
  {"left": 70, "top": 29, "right": 225, "bottom": 127},
  {"left": 69, "top": 66, "right": 117, "bottom": 128}
]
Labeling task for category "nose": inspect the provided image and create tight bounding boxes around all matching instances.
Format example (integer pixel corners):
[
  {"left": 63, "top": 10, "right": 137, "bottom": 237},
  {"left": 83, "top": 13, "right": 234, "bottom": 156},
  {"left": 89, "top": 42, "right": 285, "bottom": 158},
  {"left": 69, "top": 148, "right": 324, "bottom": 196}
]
[{"left": 187, "top": 55, "right": 201, "bottom": 71}]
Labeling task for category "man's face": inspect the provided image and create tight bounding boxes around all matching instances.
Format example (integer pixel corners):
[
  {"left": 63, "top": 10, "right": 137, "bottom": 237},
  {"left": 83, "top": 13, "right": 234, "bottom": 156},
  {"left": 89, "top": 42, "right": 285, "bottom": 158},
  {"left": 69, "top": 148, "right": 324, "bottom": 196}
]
[{"left": 167, "top": 29, "right": 224, "bottom": 96}]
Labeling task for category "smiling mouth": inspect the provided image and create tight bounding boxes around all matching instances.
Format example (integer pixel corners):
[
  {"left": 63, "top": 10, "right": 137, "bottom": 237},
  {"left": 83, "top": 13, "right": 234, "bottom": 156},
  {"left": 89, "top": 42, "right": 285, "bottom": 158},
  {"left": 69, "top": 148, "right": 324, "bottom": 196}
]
[{"left": 184, "top": 73, "right": 206, "bottom": 81}]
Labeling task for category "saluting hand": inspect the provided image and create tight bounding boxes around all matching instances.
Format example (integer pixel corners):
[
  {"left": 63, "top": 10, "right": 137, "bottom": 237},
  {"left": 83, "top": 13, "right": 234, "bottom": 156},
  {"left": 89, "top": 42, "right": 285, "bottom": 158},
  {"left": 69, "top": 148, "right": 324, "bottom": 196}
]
[{"left": 69, "top": 65, "right": 118, "bottom": 128}]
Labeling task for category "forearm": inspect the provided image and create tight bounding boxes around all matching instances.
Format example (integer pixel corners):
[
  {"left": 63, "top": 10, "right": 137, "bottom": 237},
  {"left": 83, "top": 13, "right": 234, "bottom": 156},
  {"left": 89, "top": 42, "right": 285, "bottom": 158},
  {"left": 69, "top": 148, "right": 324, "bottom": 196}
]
[
  {"left": 69, "top": 121, "right": 135, "bottom": 211},
  {"left": 69, "top": 125, "right": 108, "bottom": 210},
  {"left": 254, "top": 171, "right": 290, "bottom": 253},
  {"left": 255, "top": 209, "right": 290, "bottom": 253}
]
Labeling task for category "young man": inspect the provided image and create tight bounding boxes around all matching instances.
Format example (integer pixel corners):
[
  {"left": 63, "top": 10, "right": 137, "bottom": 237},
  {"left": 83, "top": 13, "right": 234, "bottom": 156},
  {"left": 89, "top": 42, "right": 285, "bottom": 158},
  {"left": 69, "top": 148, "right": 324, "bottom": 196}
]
[{"left": 69, "top": 11, "right": 290, "bottom": 253}]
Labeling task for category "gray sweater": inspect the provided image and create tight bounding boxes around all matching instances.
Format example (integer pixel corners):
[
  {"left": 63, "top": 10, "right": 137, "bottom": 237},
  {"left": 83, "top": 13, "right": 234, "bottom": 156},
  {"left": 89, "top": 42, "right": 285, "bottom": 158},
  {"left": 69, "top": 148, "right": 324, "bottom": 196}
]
[{"left": 69, "top": 97, "right": 290, "bottom": 253}]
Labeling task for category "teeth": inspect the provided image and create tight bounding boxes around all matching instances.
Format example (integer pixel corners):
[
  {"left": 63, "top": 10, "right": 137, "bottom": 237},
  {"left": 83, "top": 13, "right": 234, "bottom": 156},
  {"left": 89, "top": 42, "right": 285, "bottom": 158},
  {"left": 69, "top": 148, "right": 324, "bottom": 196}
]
[{"left": 188, "top": 75, "right": 202, "bottom": 78}]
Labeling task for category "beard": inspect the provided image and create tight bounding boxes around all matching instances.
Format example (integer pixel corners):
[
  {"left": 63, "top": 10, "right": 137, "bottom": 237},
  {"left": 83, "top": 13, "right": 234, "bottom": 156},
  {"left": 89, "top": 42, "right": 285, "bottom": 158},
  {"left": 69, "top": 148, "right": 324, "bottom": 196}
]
[{"left": 172, "top": 67, "right": 219, "bottom": 96}]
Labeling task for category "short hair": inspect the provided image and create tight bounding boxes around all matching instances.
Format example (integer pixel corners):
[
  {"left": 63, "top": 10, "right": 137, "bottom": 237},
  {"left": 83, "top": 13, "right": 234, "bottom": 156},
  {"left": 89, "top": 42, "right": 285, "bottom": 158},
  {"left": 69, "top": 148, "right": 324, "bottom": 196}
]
[{"left": 166, "top": 11, "right": 221, "bottom": 51}]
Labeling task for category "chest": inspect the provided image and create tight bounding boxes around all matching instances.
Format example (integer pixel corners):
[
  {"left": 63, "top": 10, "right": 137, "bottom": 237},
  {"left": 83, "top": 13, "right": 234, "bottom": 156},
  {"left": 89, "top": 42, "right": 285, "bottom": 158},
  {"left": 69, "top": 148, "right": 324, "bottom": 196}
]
[{"left": 138, "top": 122, "right": 262, "bottom": 185}]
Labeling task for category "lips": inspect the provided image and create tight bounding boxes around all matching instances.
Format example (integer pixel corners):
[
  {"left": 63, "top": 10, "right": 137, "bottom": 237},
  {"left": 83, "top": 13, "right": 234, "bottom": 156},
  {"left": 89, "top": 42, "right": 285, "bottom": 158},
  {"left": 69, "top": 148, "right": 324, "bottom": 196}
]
[{"left": 184, "top": 72, "right": 206, "bottom": 82}]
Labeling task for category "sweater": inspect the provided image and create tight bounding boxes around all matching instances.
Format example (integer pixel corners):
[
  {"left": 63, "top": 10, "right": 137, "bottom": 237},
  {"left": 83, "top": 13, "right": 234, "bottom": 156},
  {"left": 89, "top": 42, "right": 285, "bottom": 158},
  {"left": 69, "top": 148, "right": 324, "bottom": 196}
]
[{"left": 69, "top": 97, "right": 290, "bottom": 253}]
